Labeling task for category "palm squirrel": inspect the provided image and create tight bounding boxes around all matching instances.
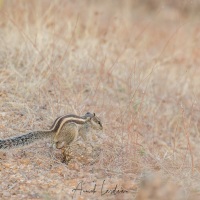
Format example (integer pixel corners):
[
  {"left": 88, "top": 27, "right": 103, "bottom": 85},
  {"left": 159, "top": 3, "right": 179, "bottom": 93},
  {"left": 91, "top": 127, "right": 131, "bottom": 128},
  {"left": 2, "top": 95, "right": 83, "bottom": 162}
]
[{"left": 0, "top": 112, "right": 103, "bottom": 150}]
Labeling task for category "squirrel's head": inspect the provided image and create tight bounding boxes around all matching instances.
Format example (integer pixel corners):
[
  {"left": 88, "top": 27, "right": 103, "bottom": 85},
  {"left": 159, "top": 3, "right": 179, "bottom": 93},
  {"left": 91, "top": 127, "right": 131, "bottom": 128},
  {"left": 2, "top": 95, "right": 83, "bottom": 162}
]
[{"left": 84, "top": 112, "right": 103, "bottom": 130}]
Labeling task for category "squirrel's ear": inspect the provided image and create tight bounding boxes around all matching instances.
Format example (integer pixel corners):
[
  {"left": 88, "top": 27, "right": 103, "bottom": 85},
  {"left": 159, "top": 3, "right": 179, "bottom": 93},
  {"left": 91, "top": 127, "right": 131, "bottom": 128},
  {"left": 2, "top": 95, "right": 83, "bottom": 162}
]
[{"left": 85, "top": 112, "right": 91, "bottom": 117}]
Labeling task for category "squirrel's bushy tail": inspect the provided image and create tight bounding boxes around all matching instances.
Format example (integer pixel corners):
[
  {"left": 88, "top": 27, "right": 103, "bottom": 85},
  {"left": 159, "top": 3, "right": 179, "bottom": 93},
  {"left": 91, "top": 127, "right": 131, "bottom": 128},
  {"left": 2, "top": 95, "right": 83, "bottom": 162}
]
[{"left": 0, "top": 131, "right": 54, "bottom": 150}]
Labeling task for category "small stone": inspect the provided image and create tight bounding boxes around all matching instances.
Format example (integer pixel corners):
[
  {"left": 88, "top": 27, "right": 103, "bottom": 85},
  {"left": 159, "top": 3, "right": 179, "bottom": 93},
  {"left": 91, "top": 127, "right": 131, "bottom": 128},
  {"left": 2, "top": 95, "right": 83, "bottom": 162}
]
[
  {"left": 0, "top": 152, "right": 6, "bottom": 159},
  {"left": 68, "top": 179, "right": 78, "bottom": 188},
  {"left": 20, "top": 158, "right": 31, "bottom": 165},
  {"left": 122, "top": 180, "right": 137, "bottom": 190},
  {"left": 3, "top": 163, "right": 12, "bottom": 168},
  {"left": 3, "top": 191, "right": 11, "bottom": 197},
  {"left": 68, "top": 162, "right": 80, "bottom": 171}
]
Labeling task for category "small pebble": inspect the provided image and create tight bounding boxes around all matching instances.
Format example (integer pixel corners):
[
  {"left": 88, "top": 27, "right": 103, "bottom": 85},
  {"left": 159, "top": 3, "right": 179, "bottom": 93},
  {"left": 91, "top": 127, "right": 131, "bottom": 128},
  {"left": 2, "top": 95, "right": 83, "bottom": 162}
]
[{"left": 3, "top": 191, "right": 11, "bottom": 197}]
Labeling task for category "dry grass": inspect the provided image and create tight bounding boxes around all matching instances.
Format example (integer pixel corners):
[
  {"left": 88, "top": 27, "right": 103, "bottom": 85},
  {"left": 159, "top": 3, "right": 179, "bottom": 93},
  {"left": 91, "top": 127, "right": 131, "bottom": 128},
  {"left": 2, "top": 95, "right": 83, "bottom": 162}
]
[{"left": 0, "top": 0, "right": 200, "bottom": 199}]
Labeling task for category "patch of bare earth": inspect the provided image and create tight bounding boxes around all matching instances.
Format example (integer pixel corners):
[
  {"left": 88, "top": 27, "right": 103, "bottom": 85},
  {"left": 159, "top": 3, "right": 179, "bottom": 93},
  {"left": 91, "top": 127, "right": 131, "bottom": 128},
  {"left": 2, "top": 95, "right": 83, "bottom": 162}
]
[{"left": 1, "top": 0, "right": 200, "bottom": 199}]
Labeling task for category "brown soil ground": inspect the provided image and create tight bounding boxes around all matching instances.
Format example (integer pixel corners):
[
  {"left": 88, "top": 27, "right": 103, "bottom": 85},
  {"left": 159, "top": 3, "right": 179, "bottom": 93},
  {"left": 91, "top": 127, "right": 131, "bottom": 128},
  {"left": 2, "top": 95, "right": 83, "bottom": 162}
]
[{"left": 1, "top": 1, "right": 200, "bottom": 199}]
